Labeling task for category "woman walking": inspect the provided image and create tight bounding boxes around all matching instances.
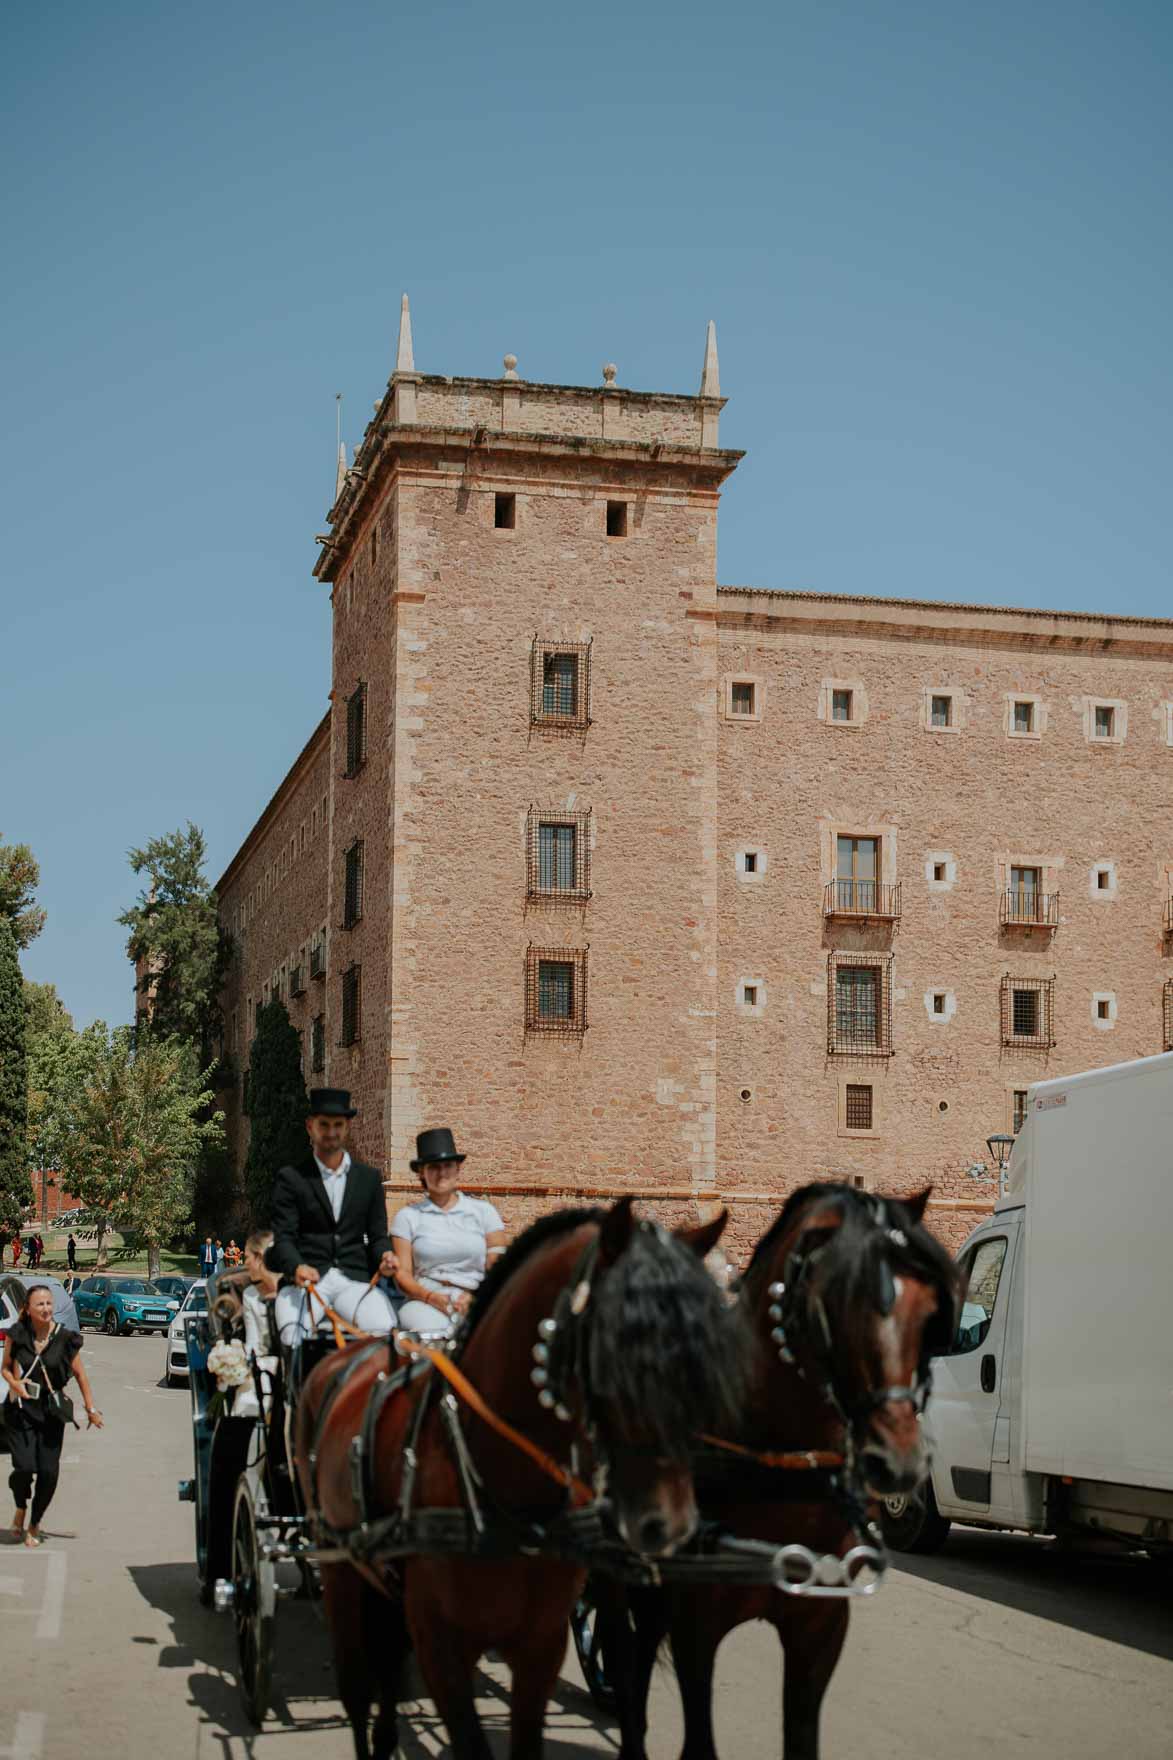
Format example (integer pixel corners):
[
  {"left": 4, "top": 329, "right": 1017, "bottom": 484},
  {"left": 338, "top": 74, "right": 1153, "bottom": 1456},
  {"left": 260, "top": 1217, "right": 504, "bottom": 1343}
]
[{"left": 2, "top": 1285, "right": 103, "bottom": 1547}]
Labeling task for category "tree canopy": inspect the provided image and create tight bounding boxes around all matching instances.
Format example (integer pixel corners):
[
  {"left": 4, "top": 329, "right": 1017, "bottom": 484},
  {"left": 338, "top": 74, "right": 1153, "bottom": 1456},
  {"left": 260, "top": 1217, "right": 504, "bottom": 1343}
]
[
  {"left": 0, "top": 835, "right": 45, "bottom": 949},
  {"left": 118, "top": 824, "right": 228, "bottom": 1058},
  {"left": 244, "top": 1000, "right": 309, "bottom": 1223},
  {"left": 0, "top": 919, "right": 33, "bottom": 1233},
  {"left": 56, "top": 1026, "right": 225, "bottom": 1277}
]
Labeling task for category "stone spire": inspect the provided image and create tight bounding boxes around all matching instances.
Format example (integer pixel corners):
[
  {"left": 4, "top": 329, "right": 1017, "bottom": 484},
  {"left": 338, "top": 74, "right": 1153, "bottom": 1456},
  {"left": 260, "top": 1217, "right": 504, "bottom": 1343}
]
[
  {"left": 394, "top": 293, "right": 415, "bottom": 375},
  {"left": 335, "top": 440, "right": 348, "bottom": 502},
  {"left": 699, "top": 319, "right": 720, "bottom": 399}
]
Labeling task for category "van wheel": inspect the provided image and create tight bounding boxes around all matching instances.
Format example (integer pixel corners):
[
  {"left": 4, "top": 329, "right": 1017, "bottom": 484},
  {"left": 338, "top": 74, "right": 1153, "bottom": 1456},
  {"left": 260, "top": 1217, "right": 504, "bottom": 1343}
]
[{"left": 880, "top": 1479, "right": 951, "bottom": 1554}]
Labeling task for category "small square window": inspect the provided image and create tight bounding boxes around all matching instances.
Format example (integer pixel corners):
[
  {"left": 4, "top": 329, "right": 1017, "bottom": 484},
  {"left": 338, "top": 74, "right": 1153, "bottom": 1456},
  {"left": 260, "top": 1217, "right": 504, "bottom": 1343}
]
[
  {"left": 1012, "top": 988, "right": 1039, "bottom": 1037},
  {"left": 744, "top": 852, "right": 758, "bottom": 874},
  {"left": 932, "top": 993, "right": 946, "bottom": 1015},
  {"left": 743, "top": 984, "right": 758, "bottom": 1007},
  {"left": 831, "top": 688, "right": 854, "bottom": 723},
  {"left": 933, "top": 862, "right": 947, "bottom": 883},
  {"left": 845, "top": 1084, "right": 873, "bottom": 1131},
  {"left": 532, "top": 639, "right": 591, "bottom": 730},
  {"left": 606, "top": 500, "right": 628, "bottom": 537},
  {"left": 1097, "top": 869, "right": 1110, "bottom": 890},
  {"left": 731, "top": 681, "right": 755, "bottom": 717},
  {"left": 525, "top": 946, "right": 588, "bottom": 1035},
  {"left": 495, "top": 492, "right": 516, "bottom": 530},
  {"left": 930, "top": 695, "right": 953, "bottom": 728},
  {"left": 1013, "top": 700, "right": 1035, "bottom": 735},
  {"left": 1093, "top": 704, "right": 1114, "bottom": 739},
  {"left": 1097, "top": 997, "right": 1111, "bottom": 1020}
]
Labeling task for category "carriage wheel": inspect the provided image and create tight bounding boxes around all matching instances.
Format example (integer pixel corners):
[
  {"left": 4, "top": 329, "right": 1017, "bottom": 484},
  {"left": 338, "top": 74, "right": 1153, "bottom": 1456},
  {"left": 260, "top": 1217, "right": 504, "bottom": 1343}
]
[
  {"left": 232, "top": 1479, "right": 277, "bottom": 1725},
  {"left": 571, "top": 1586, "right": 618, "bottom": 1712}
]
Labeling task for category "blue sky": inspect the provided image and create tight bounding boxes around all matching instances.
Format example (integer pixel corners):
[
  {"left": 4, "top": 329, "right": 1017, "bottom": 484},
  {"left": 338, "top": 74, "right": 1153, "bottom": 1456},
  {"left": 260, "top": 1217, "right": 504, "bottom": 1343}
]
[{"left": 4, "top": 0, "right": 1171, "bottom": 1029}]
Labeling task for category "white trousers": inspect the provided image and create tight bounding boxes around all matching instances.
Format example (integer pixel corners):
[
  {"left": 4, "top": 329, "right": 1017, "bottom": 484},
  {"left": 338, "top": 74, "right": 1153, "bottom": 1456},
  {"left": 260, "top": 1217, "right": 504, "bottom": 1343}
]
[
  {"left": 396, "top": 1299, "right": 456, "bottom": 1337},
  {"left": 274, "top": 1268, "right": 398, "bottom": 1346}
]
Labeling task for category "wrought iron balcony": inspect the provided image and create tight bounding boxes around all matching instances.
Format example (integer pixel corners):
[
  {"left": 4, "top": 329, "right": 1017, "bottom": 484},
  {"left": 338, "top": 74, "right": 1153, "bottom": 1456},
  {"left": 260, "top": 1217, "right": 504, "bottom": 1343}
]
[
  {"left": 999, "top": 889, "right": 1059, "bottom": 930},
  {"left": 823, "top": 880, "right": 902, "bottom": 923}
]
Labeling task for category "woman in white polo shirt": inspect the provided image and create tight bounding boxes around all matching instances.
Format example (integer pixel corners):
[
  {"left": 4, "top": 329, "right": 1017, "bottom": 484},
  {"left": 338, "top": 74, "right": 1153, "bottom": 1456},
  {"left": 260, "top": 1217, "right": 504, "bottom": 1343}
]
[{"left": 391, "top": 1128, "right": 507, "bottom": 1336}]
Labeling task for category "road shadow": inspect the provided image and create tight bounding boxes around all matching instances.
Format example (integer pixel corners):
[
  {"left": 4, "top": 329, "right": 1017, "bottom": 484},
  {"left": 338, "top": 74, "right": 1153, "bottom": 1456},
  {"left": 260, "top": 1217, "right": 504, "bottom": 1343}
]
[
  {"left": 893, "top": 1527, "right": 1173, "bottom": 1662},
  {"left": 128, "top": 1561, "right": 621, "bottom": 1754}
]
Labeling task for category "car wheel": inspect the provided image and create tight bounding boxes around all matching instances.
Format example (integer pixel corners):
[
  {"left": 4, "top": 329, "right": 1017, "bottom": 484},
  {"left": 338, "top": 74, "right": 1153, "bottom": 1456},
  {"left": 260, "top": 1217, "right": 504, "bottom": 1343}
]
[
  {"left": 103, "top": 1309, "right": 120, "bottom": 1336},
  {"left": 879, "top": 1478, "right": 952, "bottom": 1554}
]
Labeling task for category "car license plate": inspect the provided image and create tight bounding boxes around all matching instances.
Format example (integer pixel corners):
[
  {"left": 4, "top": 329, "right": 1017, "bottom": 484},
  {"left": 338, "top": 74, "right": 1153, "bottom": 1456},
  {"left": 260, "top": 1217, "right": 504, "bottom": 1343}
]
[{"left": 145, "top": 1311, "right": 166, "bottom": 1322}]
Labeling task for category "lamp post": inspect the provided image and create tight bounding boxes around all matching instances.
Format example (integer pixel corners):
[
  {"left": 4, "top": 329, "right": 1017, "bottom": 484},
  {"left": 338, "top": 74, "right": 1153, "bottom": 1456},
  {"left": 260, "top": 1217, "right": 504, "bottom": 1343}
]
[{"left": 986, "top": 1132, "right": 1015, "bottom": 1197}]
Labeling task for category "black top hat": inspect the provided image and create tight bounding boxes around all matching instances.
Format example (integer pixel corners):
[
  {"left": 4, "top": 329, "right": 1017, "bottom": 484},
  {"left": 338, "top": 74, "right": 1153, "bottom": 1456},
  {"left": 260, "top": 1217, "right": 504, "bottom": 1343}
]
[
  {"left": 306, "top": 1087, "right": 358, "bottom": 1118},
  {"left": 410, "top": 1126, "right": 466, "bottom": 1170}
]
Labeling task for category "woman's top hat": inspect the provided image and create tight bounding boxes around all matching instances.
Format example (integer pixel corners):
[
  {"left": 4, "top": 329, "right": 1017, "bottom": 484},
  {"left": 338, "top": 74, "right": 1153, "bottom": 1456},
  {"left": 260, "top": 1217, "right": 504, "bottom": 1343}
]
[
  {"left": 306, "top": 1087, "right": 358, "bottom": 1118},
  {"left": 411, "top": 1127, "right": 466, "bottom": 1170}
]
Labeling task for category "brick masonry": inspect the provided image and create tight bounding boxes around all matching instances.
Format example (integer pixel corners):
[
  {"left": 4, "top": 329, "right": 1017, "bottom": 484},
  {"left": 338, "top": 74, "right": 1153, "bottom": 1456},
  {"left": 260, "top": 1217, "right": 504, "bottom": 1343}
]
[{"left": 214, "top": 337, "right": 1173, "bottom": 1262}]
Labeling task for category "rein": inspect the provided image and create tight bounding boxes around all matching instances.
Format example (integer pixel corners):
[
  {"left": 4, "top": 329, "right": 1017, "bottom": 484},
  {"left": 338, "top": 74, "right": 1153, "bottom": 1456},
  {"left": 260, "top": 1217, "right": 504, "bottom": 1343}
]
[{"left": 695, "top": 1433, "right": 844, "bottom": 1472}]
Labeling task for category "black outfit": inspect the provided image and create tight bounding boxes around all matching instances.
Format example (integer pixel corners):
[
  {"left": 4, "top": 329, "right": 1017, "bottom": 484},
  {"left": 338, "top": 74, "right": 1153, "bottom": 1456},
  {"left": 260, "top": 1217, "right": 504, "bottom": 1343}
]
[
  {"left": 267, "top": 1155, "right": 393, "bottom": 1281},
  {"left": 6, "top": 1320, "right": 82, "bottom": 1525},
  {"left": 66, "top": 1237, "right": 77, "bottom": 1271}
]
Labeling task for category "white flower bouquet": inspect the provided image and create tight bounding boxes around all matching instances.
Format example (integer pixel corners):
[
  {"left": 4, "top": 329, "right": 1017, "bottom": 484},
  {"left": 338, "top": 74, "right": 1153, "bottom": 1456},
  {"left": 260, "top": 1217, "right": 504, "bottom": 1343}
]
[{"left": 207, "top": 1339, "right": 250, "bottom": 1391}]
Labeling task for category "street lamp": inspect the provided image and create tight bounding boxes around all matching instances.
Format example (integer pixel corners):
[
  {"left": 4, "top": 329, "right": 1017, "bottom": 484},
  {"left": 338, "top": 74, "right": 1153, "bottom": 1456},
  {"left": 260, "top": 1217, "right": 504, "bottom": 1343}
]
[{"left": 986, "top": 1132, "right": 1016, "bottom": 1195}]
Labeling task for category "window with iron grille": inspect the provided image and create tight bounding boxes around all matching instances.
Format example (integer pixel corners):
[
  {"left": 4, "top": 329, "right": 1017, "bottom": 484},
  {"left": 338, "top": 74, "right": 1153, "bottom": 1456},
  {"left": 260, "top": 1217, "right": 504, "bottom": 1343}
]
[
  {"left": 827, "top": 953, "right": 893, "bottom": 1055},
  {"left": 341, "top": 965, "right": 361, "bottom": 1046},
  {"left": 1012, "top": 1089, "right": 1028, "bottom": 1133},
  {"left": 310, "top": 937, "right": 325, "bottom": 979},
  {"left": 526, "top": 807, "right": 591, "bottom": 900},
  {"left": 345, "top": 683, "right": 367, "bottom": 776},
  {"left": 290, "top": 963, "right": 305, "bottom": 998},
  {"left": 845, "top": 1084, "right": 873, "bottom": 1130},
  {"left": 1164, "top": 981, "right": 1173, "bottom": 1053},
  {"left": 343, "top": 841, "right": 364, "bottom": 928},
  {"left": 531, "top": 638, "right": 592, "bottom": 730},
  {"left": 311, "top": 1014, "right": 326, "bottom": 1072},
  {"left": 525, "top": 945, "right": 588, "bottom": 1035},
  {"left": 1000, "top": 974, "right": 1055, "bottom": 1047}
]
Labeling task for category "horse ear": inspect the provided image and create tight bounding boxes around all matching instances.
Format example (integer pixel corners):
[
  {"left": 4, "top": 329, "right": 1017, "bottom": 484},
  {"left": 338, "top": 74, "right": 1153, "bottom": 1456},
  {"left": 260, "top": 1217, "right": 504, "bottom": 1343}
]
[
  {"left": 596, "top": 1195, "right": 636, "bottom": 1265},
  {"left": 895, "top": 1187, "right": 932, "bottom": 1226},
  {"left": 674, "top": 1208, "right": 729, "bottom": 1259}
]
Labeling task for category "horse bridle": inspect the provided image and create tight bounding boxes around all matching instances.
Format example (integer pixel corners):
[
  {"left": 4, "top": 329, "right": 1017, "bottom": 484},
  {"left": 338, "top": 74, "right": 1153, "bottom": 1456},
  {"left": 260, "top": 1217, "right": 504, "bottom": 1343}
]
[{"left": 765, "top": 1198, "right": 934, "bottom": 1432}]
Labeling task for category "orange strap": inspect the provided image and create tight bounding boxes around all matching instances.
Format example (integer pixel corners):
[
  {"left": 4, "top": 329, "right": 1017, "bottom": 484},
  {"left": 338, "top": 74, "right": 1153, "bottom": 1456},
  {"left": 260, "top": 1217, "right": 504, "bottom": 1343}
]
[
  {"left": 696, "top": 1432, "right": 844, "bottom": 1472},
  {"left": 404, "top": 1342, "right": 595, "bottom": 1506}
]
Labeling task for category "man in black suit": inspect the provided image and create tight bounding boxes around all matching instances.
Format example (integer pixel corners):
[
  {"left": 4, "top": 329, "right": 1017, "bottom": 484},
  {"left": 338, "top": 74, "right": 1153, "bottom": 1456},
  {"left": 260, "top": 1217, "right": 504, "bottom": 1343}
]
[{"left": 270, "top": 1088, "right": 399, "bottom": 1346}]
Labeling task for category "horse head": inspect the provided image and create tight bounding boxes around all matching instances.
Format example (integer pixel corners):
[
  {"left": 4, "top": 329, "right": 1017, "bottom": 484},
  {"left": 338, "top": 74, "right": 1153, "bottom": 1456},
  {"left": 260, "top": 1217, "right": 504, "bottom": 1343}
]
[
  {"left": 461, "top": 1197, "right": 748, "bottom": 1558},
  {"left": 745, "top": 1184, "right": 961, "bottom": 1496}
]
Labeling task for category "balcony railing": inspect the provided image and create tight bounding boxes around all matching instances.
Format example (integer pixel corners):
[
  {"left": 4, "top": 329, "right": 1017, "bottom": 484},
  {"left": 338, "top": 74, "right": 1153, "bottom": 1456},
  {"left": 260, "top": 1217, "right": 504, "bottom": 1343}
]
[
  {"left": 824, "top": 880, "right": 902, "bottom": 923},
  {"left": 309, "top": 943, "right": 325, "bottom": 979},
  {"left": 999, "top": 889, "right": 1059, "bottom": 930}
]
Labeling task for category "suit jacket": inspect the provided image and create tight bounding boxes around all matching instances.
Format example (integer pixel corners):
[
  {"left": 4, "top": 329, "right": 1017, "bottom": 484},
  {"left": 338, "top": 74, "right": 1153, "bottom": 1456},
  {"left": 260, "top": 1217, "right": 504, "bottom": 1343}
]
[{"left": 267, "top": 1155, "right": 392, "bottom": 1282}]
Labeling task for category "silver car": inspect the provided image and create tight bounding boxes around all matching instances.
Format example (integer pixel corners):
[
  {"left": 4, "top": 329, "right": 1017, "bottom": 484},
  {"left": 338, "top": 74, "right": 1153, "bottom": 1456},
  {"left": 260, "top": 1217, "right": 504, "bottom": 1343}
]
[{"left": 163, "top": 1280, "right": 208, "bottom": 1386}]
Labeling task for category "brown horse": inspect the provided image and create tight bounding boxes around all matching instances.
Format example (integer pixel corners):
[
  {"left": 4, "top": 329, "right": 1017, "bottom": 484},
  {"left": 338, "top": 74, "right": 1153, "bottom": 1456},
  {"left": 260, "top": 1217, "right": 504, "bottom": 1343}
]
[
  {"left": 603, "top": 1183, "right": 961, "bottom": 1760},
  {"left": 294, "top": 1196, "right": 748, "bottom": 1760}
]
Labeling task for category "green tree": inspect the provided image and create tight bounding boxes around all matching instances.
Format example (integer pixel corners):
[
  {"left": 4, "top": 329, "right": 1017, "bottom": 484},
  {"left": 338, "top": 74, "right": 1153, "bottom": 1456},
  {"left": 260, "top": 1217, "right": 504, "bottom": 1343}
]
[
  {"left": 118, "top": 825, "right": 228, "bottom": 1058},
  {"left": 26, "top": 997, "right": 104, "bottom": 1199},
  {"left": 24, "top": 980, "right": 71, "bottom": 1041},
  {"left": 0, "top": 836, "right": 45, "bottom": 949},
  {"left": 0, "top": 919, "right": 33, "bottom": 1235},
  {"left": 57, "top": 1027, "right": 225, "bottom": 1278},
  {"left": 243, "top": 1001, "right": 309, "bottom": 1222}
]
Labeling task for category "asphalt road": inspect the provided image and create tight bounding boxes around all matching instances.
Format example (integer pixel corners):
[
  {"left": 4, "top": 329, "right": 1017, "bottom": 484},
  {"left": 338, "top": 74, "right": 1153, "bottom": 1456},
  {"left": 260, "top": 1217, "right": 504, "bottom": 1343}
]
[{"left": 1, "top": 1333, "right": 1169, "bottom": 1759}]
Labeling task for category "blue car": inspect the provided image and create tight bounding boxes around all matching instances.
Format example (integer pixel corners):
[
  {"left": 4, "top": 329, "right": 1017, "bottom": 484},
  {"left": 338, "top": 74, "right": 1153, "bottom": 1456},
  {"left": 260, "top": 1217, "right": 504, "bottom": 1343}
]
[{"left": 74, "top": 1276, "right": 180, "bottom": 1336}]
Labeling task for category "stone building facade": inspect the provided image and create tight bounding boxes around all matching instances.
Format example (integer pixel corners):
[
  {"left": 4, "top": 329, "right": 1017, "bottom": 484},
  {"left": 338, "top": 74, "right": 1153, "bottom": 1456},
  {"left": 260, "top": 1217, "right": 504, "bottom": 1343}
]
[{"left": 215, "top": 307, "right": 1173, "bottom": 1256}]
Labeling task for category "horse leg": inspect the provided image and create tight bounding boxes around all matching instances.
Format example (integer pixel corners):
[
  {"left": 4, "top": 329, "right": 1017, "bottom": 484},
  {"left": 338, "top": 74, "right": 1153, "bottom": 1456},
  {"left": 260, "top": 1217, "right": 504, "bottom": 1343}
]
[
  {"left": 613, "top": 1585, "right": 666, "bottom": 1760},
  {"left": 668, "top": 1616, "right": 721, "bottom": 1760},
  {"left": 367, "top": 1583, "right": 410, "bottom": 1760},
  {"left": 503, "top": 1618, "right": 571, "bottom": 1760},
  {"left": 776, "top": 1601, "right": 849, "bottom": 1760},
  {"left": 412, "top": 1619, "right": 493, "bottom": 1760},
  {"left": 320, "top": 1563, "right": 376, "bottom": 1759}
]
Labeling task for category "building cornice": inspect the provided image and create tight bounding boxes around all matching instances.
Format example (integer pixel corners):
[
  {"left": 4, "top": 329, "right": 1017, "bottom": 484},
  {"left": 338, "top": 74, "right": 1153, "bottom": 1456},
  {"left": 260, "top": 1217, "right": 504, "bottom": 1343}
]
[
  {"left": 316, "top": 422, "right": 743, "bottom": 582},
  {"left": 215, "top": 710, "right": 331, "bottom": 896},
  {"left": 716, "top": 586, "right": 1173, "bottom": 657}
]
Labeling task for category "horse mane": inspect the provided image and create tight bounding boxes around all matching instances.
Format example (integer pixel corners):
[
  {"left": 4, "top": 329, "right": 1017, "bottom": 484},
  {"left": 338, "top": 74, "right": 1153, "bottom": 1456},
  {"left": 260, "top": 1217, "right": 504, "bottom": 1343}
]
[
  {"left": 586, "top": 1221, "right": 749, "bottom": 1455},
  {"left": 458, "top": 1206, "right": 603, "bottom": 1345},
  {"left": 745, "top": 1182, "right": 960, "bottom": 1351}
]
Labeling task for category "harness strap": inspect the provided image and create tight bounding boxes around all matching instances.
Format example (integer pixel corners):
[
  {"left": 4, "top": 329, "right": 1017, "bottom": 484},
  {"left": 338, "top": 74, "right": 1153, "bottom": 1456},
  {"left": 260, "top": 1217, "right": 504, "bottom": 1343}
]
[
  {"left": 695, "top": 1433, "right": 845, "bottom": 1472},
  {"left": 303, "top": 1279, "right": 378, "bottom": 1350},
  {"left": 403, "top": 1343, "right": 594, "bottom": 1505}
]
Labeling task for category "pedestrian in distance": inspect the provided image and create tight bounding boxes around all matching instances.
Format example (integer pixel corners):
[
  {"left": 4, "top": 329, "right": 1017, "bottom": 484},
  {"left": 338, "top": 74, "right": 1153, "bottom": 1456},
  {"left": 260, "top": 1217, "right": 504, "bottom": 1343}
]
[
  {"left": 270, "top": 1088, "right": 399, "bottom": 1346},
  {"left": 2, "top": 1285, "right": 103, "bottom": 1547},
  {"left": 197, "top": 1235, "right": 217, "bottom": 1277},
  {"left": 224, "top": 1239, "right": 241, "bottom": 1269},
  {"left": 11, "top": 1237, "right": 21, "bottom": 1269},
  {"left": 214, "top": 1239, "right": 225, "bottom": 1272},
  {"left": 66, "top": 1235, "right": 77, "bottom": 1273}
]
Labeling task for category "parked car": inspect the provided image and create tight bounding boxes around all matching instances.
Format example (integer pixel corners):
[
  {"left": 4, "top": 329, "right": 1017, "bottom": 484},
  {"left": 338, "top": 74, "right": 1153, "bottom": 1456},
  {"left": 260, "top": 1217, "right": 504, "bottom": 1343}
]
[
  {"left": 74, "top": 1276, "right": 180, "bottom": 1336},
  {"left": 163, "top": 1280, "right": 208, "bottom": 1385},
  {"left": 152, "top": 1275, "right": 196, "bottom": 1301},
  {"left": 0, "top": 1273, "right": 80, "bottom": 1333}
]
